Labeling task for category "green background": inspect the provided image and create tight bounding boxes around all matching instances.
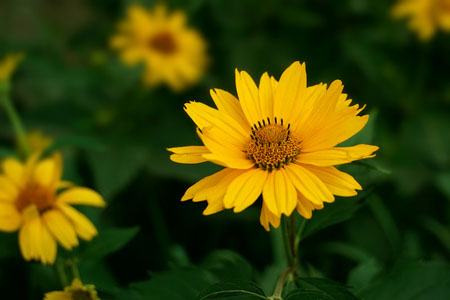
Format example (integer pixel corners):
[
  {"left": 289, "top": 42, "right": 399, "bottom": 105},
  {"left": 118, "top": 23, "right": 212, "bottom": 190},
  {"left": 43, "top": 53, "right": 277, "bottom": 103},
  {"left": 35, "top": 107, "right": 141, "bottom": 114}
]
[{"left": 0, "top": 0, "right": 449, "bottom": 299}]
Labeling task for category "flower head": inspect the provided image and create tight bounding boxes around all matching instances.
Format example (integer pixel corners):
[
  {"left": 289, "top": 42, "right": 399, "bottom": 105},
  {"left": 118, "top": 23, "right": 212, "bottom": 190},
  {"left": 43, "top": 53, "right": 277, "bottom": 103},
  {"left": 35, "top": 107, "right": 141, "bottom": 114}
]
[
  {"left": 27, "top": 130, "right": 53, "bottom": 154},
  {"left": 110, "top": 4, "right": 208, "bottom": 91},
  {"left": 0, "top": 53, "right": 24, "bottom": 81},
  {"left": 168, "top": 62, "right": 379, "bottom": 230},
  {"left": 392, "top": 0, "right": 450, "bottom": 40},
  {"left": 0, "top": 153, "right": 106, "bottom": 264},
  {"left": 44, "top": 278, "right": 100, "bottom": 300}
]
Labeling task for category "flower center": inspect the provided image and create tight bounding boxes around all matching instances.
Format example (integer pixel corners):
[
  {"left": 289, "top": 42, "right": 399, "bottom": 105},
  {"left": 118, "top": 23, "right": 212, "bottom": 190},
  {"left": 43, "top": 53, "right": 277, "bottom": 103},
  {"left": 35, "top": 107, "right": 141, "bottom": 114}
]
[
  {"left": 244, "top": 117, "right": 301, "bottom": 171},
  {"left": 72, "top": 290, "right": 94, "bottom": 300},
  {"left": 149, "top": 31, "right": 177, "bottom": 54},
  {"left": 15, "top": 182, "right": 55, "bottom": 213}
]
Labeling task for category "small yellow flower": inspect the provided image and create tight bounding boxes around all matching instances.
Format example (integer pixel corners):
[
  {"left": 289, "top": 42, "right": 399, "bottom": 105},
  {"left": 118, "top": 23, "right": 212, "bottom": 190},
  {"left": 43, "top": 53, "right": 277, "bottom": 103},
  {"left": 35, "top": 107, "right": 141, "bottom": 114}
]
[
  {"left": 0, "top": 153, "right": 106, "bottom": 264},
  {"left": 0, "top": 53, "right": 24, "bottom": 81},
  {"left": 27, "top": 130, "right": 53, "bottom": 154},
  {"left": 168, "top": 62, "right": 379, "bottom": 230},
  {"left": 392, "top": 0, "right": 450, "bottom": 40},
  {"left": 44, "top": 278, "right": 100, "bottom": 300},
  {"left": 110, "top": 4, "right": 208, "bottom": 91}
]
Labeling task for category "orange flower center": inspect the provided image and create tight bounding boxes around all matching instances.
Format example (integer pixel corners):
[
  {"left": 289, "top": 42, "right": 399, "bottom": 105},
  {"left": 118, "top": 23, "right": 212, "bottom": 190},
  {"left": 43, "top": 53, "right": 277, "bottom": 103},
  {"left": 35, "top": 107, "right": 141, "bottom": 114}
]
[
  {"left": 72, "top": 290, "right": 94, "bottom": 300},
  {"left": 244, "top": 117, "right": 301, "bottom": 171},
  {"left": 15, "top": 182, "right": 55, "bottom": 213},
  {"left": 149, "top": 31, "right": 177, "bottom": 54}
]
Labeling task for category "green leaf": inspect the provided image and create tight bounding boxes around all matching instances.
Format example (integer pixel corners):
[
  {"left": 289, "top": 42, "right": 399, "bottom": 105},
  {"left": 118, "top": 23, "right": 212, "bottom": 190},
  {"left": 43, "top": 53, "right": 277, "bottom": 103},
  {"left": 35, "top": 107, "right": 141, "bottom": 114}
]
[
  {"left": 347, "top": 258, "right": 383, "bottom": 290},
  {"left": 358, "top": 260, "right": 450, "bottom": 300},
  {"left": 288, "top": 278, "right": 360, "bottom": 300},
  {"left": 132, "top": 269, "right": 217, "bottom": 300},
  {"left": 79, "top": 227, "right": 139, "bottom": 261},
  {"left": 202, "top": 250, "right": 254, "bottom": 281},
  {"left": 302, "top": 189, "right": 370, "bottom": 239},
  {"left": 197, "top": 280, "right": 267, "bottom": 300}
]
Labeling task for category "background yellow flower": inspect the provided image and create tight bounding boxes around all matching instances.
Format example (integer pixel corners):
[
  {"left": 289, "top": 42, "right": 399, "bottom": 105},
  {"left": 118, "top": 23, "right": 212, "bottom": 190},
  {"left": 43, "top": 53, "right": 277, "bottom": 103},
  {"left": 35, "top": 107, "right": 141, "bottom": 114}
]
[
  {"left": 0, "top": 153, "right": 106, "bottom": 264},
  {"left": 44, "top": 278, "right": 99, "bottom": 300},
  {"left": 0, "top": 53, "right": 24, "bottom": 81},
  {"left": 169, "top": 62, "right": 378, "bottom": 230},
  {"left": 392, "top": 0, "right": 450, "bottom": 40},
  {"left": 110, "top": 4, "right": 208, "bottom": 91}
]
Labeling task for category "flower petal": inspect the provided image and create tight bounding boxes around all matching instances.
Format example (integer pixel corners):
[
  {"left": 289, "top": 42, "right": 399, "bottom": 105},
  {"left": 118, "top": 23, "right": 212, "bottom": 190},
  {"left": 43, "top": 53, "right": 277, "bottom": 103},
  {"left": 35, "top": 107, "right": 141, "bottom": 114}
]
[
  {"left": 33, "top": 153, "right": 62, "bottom": 188},
  {"left": 224, "top": 168, "right": 268, "bottom": 212},
  {"left": 305, "top": 165, "right": 362, "bottom": 197},
  {"left": 56, "top": 204, "right": 98, "bottom": 241},
  {"left": 181, "top": 168, "right": 237, "bottom": 201},
  {"left": 262, "top": 169, "right": 297, "bottom": 216},
  {"left": 0, "top": 175, "right": 18, "bottom": 202},
  {"left": 297, "top": 144, "right": 379, "bottom": 166},
  {"left": 56, "top": 187, "right": 106, "bottom": 207},
  {"left": 260, "top": 201, "right": 281, "bottom": 231},
  {"left": 42, "top": 209, "right": 79, "bottom": 250},
  {"left": 273, "top": 61, "right": 307, "bottom": 125},
  {"left": 285, "top": 164, "right": 334, "bottom": 205},
  {"left": 19, "top": 216, "right": 56, "bottom": 264},
  {"left": 258, "top": 72, "right": 274, "bottom": 120},
  {"left": 0, "top": 202, "right": 22, "bottom": 231},
  {"left": 2, "top": 158, "right": 24, "bottom": 186},
  {"left": 235, "top": 69, "right": 262, "bottom": 126},
  {"left": 44, "top": 291, "right": 72, "bottom": 300},
  {"left": 167, "top": 146, "right": 210, "bottom": 164},
  {"left": 210, "top": 88, "right": 249, "bottom": 133}
]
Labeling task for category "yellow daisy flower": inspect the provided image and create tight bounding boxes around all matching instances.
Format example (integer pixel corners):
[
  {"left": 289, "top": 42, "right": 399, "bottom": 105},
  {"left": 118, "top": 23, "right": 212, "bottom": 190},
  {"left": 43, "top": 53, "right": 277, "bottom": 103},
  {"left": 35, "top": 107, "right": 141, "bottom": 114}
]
[
  {"left": 0, "top": 153, "right": 106, "bottom": 264},
  {"left": 44, "top": 278, "right": 100, "bottom": 300},
  {"left": 110, "top": 4, "right": 208, "bottom": 91},
  {"left": 168, "top": 62, "right": 379, "bottom": 231},
  {"left": 0, "top": 53, "right": 24, "bottom": 81},
  {"left": 392, "top": 0, "right": 450, "bottom": 40}
]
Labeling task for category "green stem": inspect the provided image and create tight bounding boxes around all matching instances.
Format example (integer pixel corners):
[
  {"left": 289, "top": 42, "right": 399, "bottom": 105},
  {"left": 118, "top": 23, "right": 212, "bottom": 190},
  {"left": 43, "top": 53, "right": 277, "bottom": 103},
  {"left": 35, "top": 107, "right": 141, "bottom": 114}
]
[
  {"left": 68, "top": 258, "right": 81, "bottom": 280},
  {"left": 281, "top": 216, "right": 294, "bottom": 268},
  {"left": 294, "top": 218, "right": 307, "bottom": 254},
  {"left": 271, "top": 267, "right": 293, "bottom": 300},
  {"left": 0, "top": 81, "right": 30, "bottom": 155},
  {"left": 55, "top": 258, "right": 69, "bottom": 288}
]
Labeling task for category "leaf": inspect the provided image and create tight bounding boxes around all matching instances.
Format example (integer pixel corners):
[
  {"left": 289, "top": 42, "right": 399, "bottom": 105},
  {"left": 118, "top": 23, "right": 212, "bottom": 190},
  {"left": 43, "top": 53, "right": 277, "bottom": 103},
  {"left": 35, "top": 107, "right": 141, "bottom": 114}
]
[
  {"left": 202, "top": 250, "right": 254, "bottom": 281},
  {"left": 347, "top": 258, "right": 383, "bottom": 290},
  {"left": 358, "top": 260, "right": 450, "bottom": 300},
  {"left": 132, "top": 269, "right": 217, "bottom": 300},
  {"left": 288, "top": 278, "right": 360, "bottom": 300},
  {"left": 302, "top": 189, "right": 370, "bottom": 239},
  {"left": 79, "top": 227, "right": 139, "bottom": 261},
  {"left": 197, "top": 280, "right": 267, "bottom": 300}
]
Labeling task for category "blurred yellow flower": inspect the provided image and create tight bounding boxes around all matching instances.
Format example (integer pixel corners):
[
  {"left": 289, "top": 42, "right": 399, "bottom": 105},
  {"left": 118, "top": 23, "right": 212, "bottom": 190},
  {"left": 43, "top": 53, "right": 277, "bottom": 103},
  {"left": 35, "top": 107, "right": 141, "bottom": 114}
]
[
  {"left": 0, "top": 53, "right": 24, "bottom": 81},
  {"left": 0, "top": 153, "right": 106, "bottom": 264},
  {"left": 44, "top": 278, "right": 100, "bottom": 300},
  {"left": 110, "top": 4, "right": 208, "bottom": 91},
  {"left": 392, "top": 0, "right": 450, "bottom": 40},
  {"left": 27, "top": 130, "right": 53, "bottom": 154},
  {"left": 168, "top": 62, "right": 378, "bottom": 230}
]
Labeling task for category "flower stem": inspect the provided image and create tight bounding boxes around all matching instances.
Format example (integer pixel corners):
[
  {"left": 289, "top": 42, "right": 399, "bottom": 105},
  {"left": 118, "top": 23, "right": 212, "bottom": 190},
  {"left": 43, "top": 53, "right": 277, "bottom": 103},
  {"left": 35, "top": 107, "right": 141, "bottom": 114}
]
[
  {"left": 68, "top": 258, "right": 81, "bottom": 279},
  {"left": 0, "top": 81, "right": 30, "bottom": 155},
  {"left": 55, "top": 258, "right": 69, "bottom": 288},
  {"left": 271, "top": 267, "right": 293, "bottom": 299}
]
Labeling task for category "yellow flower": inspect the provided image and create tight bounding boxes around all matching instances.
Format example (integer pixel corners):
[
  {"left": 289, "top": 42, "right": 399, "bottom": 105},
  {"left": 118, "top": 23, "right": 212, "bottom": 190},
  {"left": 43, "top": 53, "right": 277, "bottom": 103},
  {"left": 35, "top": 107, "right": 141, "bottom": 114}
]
[
  {"left": 110, "top": 4, "right": 208, "bottom": 91},
  {"left": 27, "top": 130, "right": 53, "bottom": 154},
  {"left": 44, "top": 278, "right": 100, "bottom": 300},
  {"left": 392, "top": 0, "right": 450, "bottom": 40},
  {"left": 0, "top": 53, "right": 24, "bottom": 81},
  {"left": 168, "top": 62, "right": 379, "bottom": 231},
  {"left": 0, "top": 153, "right": 106, "bottom": 264}
]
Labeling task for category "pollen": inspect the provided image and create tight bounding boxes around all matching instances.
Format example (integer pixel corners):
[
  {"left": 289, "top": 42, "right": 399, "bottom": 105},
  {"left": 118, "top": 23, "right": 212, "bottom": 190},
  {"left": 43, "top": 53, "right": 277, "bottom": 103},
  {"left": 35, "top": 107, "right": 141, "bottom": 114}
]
[
  {"left": 15, "top": 182, "right": 55, "bottom": 213},
  {"left": 244, "top": 117, "right": 301, "bottom": 171}
]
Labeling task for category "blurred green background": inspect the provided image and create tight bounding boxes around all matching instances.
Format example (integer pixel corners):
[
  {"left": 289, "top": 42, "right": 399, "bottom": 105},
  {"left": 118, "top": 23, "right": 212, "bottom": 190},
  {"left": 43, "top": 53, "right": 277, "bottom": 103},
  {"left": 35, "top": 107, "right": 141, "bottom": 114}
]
[{"left": 0, "top": 0, "right": 449, "bottom": 299}]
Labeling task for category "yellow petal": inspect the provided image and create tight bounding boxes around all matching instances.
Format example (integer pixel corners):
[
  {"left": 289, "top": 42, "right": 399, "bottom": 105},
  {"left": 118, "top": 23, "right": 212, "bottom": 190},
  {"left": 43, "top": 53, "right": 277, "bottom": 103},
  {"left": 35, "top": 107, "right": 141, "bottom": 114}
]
[
  {"left": 44, "top": 291, "right": 72, "bottom": 300},
  {"left": 0, "top": 175, "right": 18, "bottom": 202},
  {"left": 184, "top": 101, "right": 248, "bottom": 144},
  {"left": 33, "top": 153, "right": 62, "bottom": 188},
  {"left": 56, "top": 204, "right": 98, "bottom": 241},
  {"left": 305, "top": 165, "right": 362, "bottom": 197},
  {"left": 260, "top": 201, "right": 281, "bottom": 231},
  {"left": 296, "top": 193, "right": 315, "bottom": 219},
  {"left": 42, "top": 209, "right": 79, "bottom": 250},
  {"left": 2, "top": 158, "right": 24, "bottom": 186},
  {"left": 224, "top": 168, "right": 268, "bottom": 212},
  {"left": 19, "top": 215, "right": 56, "bottom": 264},
  {"left": 210, "top": 88, "right": 249, "bottom": 133},
  {"left": 273, "top": 61, "right": 307, "bottom": 125},
  {"left": 235, "top": 69, "right": 262, "bottom": 126},
  {"left": 297, "top": 144, "right": 379, "bottom": 166},
  {"left": 40, "top": 222, "right": 57, "bottom": 264},
  {"left": 262, "top": 169, "right": 297, "bottom": 216},
  {"left": 181, "top": 168, "right": 236, "bottom": 201},
  {"left": 19, "top": 220, "right": 35, "bottom": 261},
  {"left": 56, "top": 187, "right": 106, "bottom": 207},
  {"left": 167, "top": 146, "right": 210, "bottom": 164},
  {"left": 0, "top": 202, "right": 22, "bottom": 231},
  {"left": 258, "top": 72, "right": 274, "bottom": 120},
  {"left": 285, "top": 164, "right": 334, "bottom": 205}
]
